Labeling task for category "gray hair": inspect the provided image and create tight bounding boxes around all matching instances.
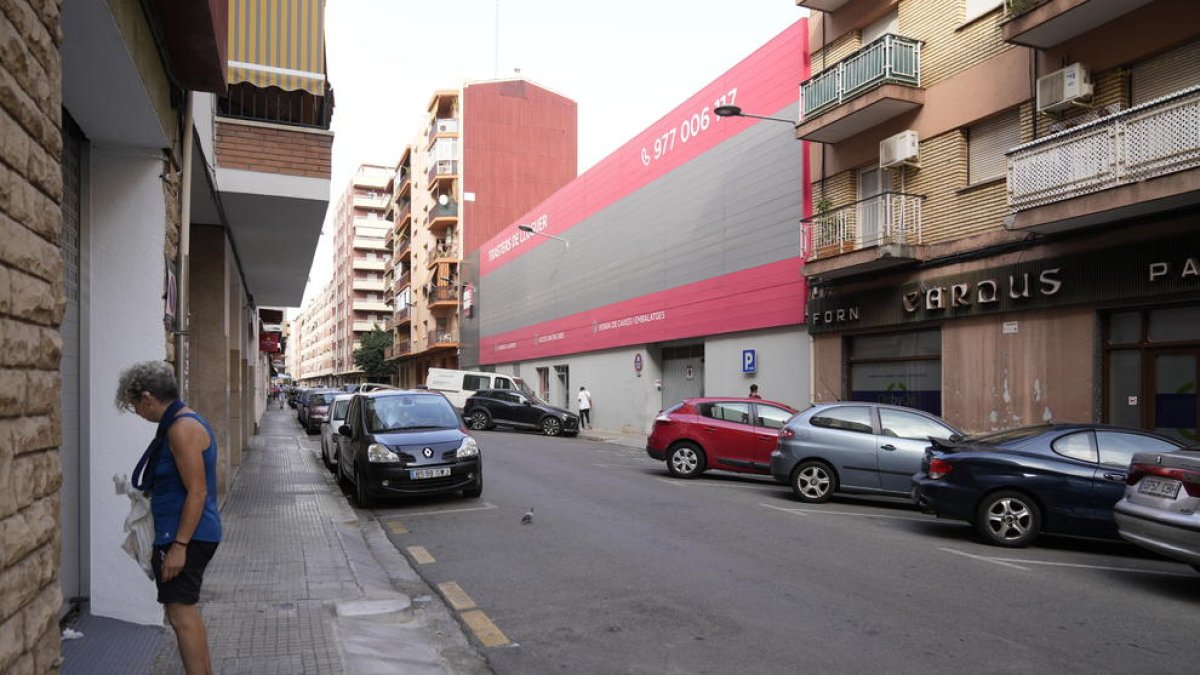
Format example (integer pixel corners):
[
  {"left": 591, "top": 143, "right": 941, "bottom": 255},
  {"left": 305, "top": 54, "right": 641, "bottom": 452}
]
[{"left": 115, "top": 361, "right": 179, "bottom": 410}]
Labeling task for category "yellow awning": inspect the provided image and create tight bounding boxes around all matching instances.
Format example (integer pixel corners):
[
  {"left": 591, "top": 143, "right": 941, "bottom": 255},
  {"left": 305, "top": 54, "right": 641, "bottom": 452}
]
[{"left": 227, "top": 0, "right": 327, "bottom": 96}]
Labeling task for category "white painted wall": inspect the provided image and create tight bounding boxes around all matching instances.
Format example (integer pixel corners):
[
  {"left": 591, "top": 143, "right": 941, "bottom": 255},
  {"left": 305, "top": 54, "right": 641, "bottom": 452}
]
[
  {"left": 87, "top": 149, "right": 170, "bottom": 624},
  {"left": 194, "top": 93, "right": 215, "bottom": 164},
  {"left": 705, "top": 326, "right": 811, "bottom": 411},
  {"left": 497, "top": 326, "right": 812, "bottom": 435}
]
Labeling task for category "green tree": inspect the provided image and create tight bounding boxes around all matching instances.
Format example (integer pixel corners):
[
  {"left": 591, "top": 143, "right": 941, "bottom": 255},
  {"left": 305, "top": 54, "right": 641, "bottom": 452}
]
[{"left": 353, "top": 328, "right": 396, "bottom": 382}]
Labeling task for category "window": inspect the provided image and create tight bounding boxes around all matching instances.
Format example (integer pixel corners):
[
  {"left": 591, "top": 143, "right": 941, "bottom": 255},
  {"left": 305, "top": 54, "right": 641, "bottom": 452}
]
[
  {"left": 755, "top": 405, "right": 793, "bottom": 430},
  {"left": 811, "top": 407, "right": 874, "bottom": 434},
  {"left": 495, "top": 378, "right": 514, "bottom": 390},
  {"left": 968, "top": 109, "right": 1021, "bottom": 184},
  {"left": 463, "top": 374, "right": 488, "bottom": 390},
  {"left": 849, "top": 330, "right": 942, "bottom": 415},
  {"left": 1052, "top": 432, "right": 1096, "bottom": 463},
  {"left": 700, "top": 402, "right": 752, "bottom": 425},
  {"left": 1096, "top": 432, "right": 1179, "bottom": 469},
  {"left": 879, "top": 409, "right": 957, "bottom": 441},
  {"left": 1131, "top": 40, "right": 1200, "bottom": 106}
]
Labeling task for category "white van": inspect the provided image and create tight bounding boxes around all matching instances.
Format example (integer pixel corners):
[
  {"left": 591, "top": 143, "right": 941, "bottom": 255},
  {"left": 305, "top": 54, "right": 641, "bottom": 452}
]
[{"left": 425, "top": 368, "right": 534, "bottom": 410}]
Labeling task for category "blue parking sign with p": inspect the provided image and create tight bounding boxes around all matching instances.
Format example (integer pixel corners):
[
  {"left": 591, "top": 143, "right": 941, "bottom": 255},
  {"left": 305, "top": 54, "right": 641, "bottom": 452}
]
[{"left": 742, "top": 349, "right": 756, "bottom": 373}]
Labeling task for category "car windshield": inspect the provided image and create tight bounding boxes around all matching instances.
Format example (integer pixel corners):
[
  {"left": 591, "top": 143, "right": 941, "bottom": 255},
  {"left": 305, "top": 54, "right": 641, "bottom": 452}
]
[{"left": 365, "top": 394, "right": 461, "bottom": 432}]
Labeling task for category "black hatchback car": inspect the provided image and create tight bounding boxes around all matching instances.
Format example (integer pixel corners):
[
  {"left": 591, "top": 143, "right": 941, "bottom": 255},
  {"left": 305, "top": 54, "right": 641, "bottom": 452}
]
[
  {"left": 336, "top": 390, "right": 482, "bottom": 507},
  {"left": 913, "top": 423, "right": 1181, "bottom": 547},
  {"left": 464, "top": 389, "right": 579, "bottom": 436}
]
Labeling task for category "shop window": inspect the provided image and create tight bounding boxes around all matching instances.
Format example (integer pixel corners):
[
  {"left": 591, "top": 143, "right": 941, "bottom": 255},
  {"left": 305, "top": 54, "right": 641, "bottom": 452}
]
[
  {"left": 1104, "top": 306, "right": 1200, "bottom": 444},
  {"left": 849, "top": 329, "right": 942, "bottom": 416},
  {"left": 1148, "top": 306, "right": 1200, "bottom": 342}
]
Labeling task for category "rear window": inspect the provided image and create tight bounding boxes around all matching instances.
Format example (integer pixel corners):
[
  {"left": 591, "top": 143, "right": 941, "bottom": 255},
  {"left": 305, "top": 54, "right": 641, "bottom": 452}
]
[{"left": 365, "top": 394, "right": 462, "bottom": 432}]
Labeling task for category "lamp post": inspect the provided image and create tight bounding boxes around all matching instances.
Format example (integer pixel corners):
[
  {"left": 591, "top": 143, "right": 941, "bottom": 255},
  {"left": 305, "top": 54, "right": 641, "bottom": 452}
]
[
  {"left": 518, "top": 225, "right": 569, "bottom": 248},
  {"left": 713, "top": 105, "right": 796, "bottom": 125}
]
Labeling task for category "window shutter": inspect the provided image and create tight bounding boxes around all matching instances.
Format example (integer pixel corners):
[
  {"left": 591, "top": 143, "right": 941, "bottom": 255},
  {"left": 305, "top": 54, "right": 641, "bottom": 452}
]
[
  {"left": 1132, "top": 40, "right": 1200, "bottom": 106},
  {"left": 968, "top": 109, "right": 1021, "bottom": 184}
]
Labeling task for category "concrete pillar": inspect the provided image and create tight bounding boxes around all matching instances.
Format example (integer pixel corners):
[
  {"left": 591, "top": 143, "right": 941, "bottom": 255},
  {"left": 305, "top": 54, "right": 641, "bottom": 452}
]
[
  {"left": 188, "top": 224, "right": 232, "bottom": 499},
  {"left": 228, "top": 267, "right": 243, "bottom": 467}
]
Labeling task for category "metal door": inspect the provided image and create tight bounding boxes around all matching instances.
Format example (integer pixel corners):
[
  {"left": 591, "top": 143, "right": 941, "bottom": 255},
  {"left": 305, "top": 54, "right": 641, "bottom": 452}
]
[{"left": 662, "top": 349, "right": 704, "bottom": 408}]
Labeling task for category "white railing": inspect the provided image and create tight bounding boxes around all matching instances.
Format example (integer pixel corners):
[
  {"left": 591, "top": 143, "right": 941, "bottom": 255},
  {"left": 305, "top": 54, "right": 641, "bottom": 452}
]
[
  {"left": 1007, "top": 85, "right": 1200, "bottom": 211},
  {"left": 801, "top": 192, "right": 924, "bottom": 260}
]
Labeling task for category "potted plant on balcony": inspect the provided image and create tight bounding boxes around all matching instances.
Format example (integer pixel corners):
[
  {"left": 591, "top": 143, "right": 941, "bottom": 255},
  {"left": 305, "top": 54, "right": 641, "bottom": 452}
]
[{"left": 812, "top": 197, "right": 846, "bottom": 259}]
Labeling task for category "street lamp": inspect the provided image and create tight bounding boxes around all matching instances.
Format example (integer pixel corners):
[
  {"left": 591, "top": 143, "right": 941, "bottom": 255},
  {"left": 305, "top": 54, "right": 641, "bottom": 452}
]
[
  {"left": 713, "top": 105, "right": 796, "bottom": 125},
  {"left": 518, "top": 225, "right": 569, "bottom": 248}
]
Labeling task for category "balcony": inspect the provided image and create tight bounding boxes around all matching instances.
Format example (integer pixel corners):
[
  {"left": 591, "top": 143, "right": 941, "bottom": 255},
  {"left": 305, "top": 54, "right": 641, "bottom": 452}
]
[
  {"left": 385, "top": 338, "right": 412, "bottom": 361},
  {"left": 425, "top": 118, "right": 460, "bottom": 149},
  {"left": 394, "top": 305, "right": 412, "bottom": 325},
  {"left": 395, "top": 237, "right": 411, "bottom": 261},
  {"left": 427, "top": 243, "right": 460, "bottom": 269},
  {"left": 427, "top": 199, "right": 459, "bottom": 232},
  {"left": 801, "top": 192, "right": 926, "bottom": 280},
  {"left": 429, "top": 285, "right": 460, "bottom": 309},
  {"left": 353, "top": 321, "right": 386, "bottom": 332},
  {"left": 1001, "top": 0, "right": 1154, "bottom": 49},
  {"left": 425, "top": 328, "right": 459, "bottom": 351},
  {"left": 395, "top": 168, "right": 412, "bottom": 199},
  {"left": 1006, "top": 86, "right": 1200, "bottom": 233},
  {"left": 797, "top": 34, "right": 924, "bottom": 144},
  {"left": 396, "top": 199, "right": 412, "bottom": 227},
  {"left": 353, "top": 258, "right": 386, "bottom": 272},
  {"left": 353, "top": 193, "right": 390, "bottom": 211},
  {"left": 797, "top": 0, "right": 851, "bottom": 10},
  {"left": 427, "top": 159, "right": 459, "bottom": 190},
  {"left": 394, "top": 270, "right": 411, "bottom": 294},
  {"left": 353, "top": 237, "right": 388, "bottom": 251},
  {"left": 353, "top": 277, "right": 386, "bottom": 292}
]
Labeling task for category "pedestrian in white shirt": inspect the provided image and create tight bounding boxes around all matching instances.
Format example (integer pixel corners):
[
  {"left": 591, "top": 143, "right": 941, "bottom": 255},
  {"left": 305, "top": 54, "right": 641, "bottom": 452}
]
[{"left": 577, "top": 386, "right": 593, "bottom": 429}]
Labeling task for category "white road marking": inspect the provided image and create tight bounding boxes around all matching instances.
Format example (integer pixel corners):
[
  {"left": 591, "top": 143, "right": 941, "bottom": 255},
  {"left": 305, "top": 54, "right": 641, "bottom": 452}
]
[
  {"left": 940, "top": 547, "right": 1031, "bottom": 571},
  {"left": 985, "top": 556, "right": 1196, "bottom": 577},
  {"left": 758, "top": 503, "right": 929, "bottom": 522},
  {"left": 389, "top": 502, "right": 498, "bottom": 518}
]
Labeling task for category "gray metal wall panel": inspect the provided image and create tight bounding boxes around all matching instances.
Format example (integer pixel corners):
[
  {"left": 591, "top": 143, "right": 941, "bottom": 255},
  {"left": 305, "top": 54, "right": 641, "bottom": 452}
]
[{"left": 481, "top": 108, "right": 802, "bottom": 338}]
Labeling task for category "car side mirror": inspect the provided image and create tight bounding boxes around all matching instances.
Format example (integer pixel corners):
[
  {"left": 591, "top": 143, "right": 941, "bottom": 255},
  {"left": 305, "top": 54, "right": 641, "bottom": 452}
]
[
  {"left": 948, "top": 433, "right": 964, "bottom": 442},
  {"left": 338, "top": 424, "right": 352, "bottom": 438}
]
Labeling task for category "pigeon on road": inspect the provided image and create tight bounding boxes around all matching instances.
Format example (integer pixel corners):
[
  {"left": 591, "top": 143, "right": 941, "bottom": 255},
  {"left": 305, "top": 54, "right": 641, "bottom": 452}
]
[{"left": 521, "top": 507, "right": 534, "bottom": 524}]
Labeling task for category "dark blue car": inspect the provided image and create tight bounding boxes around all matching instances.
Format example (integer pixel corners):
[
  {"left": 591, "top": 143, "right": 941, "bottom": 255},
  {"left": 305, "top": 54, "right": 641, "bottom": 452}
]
[{"left": 912, "top": 424, "right": 1181, "bottom": 547}]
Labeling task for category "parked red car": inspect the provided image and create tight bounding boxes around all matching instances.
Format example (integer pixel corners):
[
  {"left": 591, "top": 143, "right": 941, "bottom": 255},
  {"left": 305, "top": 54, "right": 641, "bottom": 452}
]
[{"left": 647, "top": 397, "right": 798, "bottom": 479}]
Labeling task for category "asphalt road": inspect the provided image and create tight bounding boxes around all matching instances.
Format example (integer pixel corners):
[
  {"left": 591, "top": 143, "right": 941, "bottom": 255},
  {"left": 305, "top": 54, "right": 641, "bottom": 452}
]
[{"left": 344, "top": 429, "right": 1200, "bottom": 675}]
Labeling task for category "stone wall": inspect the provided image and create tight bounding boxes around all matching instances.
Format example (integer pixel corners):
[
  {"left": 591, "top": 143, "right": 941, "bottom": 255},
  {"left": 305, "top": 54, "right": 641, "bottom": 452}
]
[{"left": 0, "top": 0, "right": 65, "bottom": 673}]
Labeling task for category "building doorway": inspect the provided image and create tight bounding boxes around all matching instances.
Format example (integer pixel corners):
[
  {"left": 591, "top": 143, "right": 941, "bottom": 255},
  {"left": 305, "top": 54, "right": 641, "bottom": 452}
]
[
  {"left": 661, "top": 345, "right": 704, "bottom": 408},
  {"left": 1105, "top": 305, "right": 1200, "bottom": 444},
  {"left": 555, "top": 365, "right": 570, "bottom": 409}
]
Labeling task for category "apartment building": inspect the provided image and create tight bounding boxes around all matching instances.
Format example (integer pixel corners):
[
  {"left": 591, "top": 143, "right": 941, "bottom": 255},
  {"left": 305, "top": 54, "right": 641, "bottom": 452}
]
[
  {"left": 328, "top": 164, "right": 393, "bottom": 384},
  {"left": 295, "top": 279, "right": 338, "bottom": 383},
  {"left": 384, "top": 81, "right": 578, "bottom": 386},
  {"left": 797, "top": 0, "right": 1199, "bottom": 441}
]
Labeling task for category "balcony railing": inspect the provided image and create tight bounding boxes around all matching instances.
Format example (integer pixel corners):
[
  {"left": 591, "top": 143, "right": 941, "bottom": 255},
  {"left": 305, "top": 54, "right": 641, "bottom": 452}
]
[
  {"left": 394, "top": 305, "right": 411, "bottom": 323},
  {"left": 427, "top": 160, "right": 459, "bottom": 184},
  {"left": 801, "top": 34, "right": 922, "bottom": 121},
  {"left": 426, "top": 328, "right": 459, "bottom": 347},
  {"left": 426, "top": 118, "right": 459, "bottom": 146},
  {"left": 428, "top": 200, "right": 459, "bottom": 228},
  {"left": 801, "top": 192, "right": 925, "bottom": 260},
  {"left": 216, "top": 82, "right": 333, "bottom": 129},
  {"left": 395, "top": 270, "right": 410, "bottom": 292},
  {"left": 1007, "top": 86, "right": 1200, "bottom": 212},
  {"left": 430, "top": 285, "right": 459, "bottom": 304}
]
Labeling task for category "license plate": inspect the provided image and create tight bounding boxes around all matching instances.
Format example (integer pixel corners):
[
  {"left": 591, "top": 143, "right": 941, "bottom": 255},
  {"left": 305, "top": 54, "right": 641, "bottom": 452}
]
[
  {"left": 410, "top": 467, "right": 451, "bottom": 480},
  {"left": 1138, "top": 476, "right": 1182, "bottom": 499}
]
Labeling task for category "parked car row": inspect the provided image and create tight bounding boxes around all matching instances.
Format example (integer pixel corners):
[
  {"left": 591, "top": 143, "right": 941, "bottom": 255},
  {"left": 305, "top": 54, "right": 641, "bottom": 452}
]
[{"left": 646, "top": 397, "right": 1195, "bottom": 570}]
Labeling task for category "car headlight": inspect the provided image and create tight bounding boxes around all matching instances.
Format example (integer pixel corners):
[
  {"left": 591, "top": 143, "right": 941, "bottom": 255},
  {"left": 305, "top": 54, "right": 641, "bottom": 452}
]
[
  {"left": 457, "top": 436, "right": 479, "bottom": 458},
  {"left": 368, "top": 443, "right": 400, "bottom": 463}
]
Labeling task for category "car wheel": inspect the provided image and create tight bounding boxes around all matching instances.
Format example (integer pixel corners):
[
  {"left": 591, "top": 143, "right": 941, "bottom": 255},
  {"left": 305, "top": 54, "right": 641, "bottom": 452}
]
[
  {"left": 975, "top": 490, "right": 1041, "bottom": 548},
  {"left": 541, "top": 416, "right": 563, "bottom": 436},
  {"left": 667, "top": 442, "right": 705, "bottom": 479},
  {"left": 468, "top": 410, "right": 492, "bottom": 430},
  {"left": 354, "top": 466, "right": 374, "bottom": 509},
  {"left": 791, "top": 460, "right": 837, "bottom": 503}
]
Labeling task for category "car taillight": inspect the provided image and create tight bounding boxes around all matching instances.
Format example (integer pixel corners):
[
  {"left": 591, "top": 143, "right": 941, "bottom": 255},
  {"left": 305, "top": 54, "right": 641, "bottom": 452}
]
[
  {"left": 779, "top": 428, "right": 796, "bottom": 440},
  {"left": 1128, "top": 462, "right": 1200, "bottom": 497},
  {"left": 928, "top": 458, "right": 953, "bottom": 480}
]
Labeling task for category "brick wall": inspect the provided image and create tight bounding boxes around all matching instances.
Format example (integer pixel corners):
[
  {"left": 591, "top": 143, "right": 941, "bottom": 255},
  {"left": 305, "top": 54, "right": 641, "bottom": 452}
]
[
  {"left": 903, "top": 0, "right": 1013, "bottom": 89},
  {"left": 215, "top": 118, "right": 333, "bottom": 179},
  {"left": 0, "top": 1, "right": 65, "bottom": 673}
]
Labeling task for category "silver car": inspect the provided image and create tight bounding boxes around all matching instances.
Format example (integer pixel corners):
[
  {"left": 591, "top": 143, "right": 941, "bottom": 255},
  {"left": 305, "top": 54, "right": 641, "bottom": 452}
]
[
  {"left": 1114, "top": 446, "right": 1200, "bottom": 573},
  {"left": 771, "top": 402, "right": 962, "bottom": 503},
  {"left": 320, "top": 394, "right": 354, "bottom": 473}
]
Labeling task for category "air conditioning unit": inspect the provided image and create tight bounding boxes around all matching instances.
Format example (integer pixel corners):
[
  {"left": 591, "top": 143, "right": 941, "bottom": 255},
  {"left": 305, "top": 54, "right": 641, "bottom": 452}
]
[
  {"left": 1037, "top": 63, "right": 1093, "bottom": 113},
  {"left": 879, "top": 130, "right": 919, "bottom": 168},
  {"left": 437, "top": 122, "right": 452, "bottom": 132}
]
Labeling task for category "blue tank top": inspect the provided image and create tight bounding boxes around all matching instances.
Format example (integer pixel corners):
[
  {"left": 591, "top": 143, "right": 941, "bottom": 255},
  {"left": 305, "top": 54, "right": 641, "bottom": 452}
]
[{"left": 150, "top": 412, "right": 223, "bottom": 546}]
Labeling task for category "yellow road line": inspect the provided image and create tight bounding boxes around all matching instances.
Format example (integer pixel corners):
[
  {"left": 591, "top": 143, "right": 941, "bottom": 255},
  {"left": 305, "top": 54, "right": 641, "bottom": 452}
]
[
  {"left": 436, "top": 581, "right": 476, "bottom": 611},
  {"left": 461, "top": 609, "right": 510, "bottom": 647},
  {"left": 386, "top": 520, "right": 408, "bottom": 535},
  {"left": 406, "top": 545, "right": 435, "bottom": 564}
]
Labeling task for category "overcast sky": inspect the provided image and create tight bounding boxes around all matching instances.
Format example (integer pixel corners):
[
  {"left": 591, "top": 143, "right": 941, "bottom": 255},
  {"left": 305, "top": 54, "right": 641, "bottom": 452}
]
[{"left": 299, "top": 0, "right": 806, "bottom": 309}]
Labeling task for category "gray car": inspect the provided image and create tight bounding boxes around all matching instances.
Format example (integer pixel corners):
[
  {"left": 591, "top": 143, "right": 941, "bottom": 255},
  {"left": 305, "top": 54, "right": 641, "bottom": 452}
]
[
  {"left": 1113, "top": 446, "right": 1200, "bottom": 573},
  {"left": 771, "top": 402, "right": 962, "bottom": 503}
]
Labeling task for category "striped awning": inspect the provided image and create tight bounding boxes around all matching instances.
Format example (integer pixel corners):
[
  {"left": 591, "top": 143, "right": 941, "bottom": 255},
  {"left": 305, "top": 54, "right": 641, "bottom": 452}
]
[{"left": 227, "top": 0, "right": 327, "bottom": 96}]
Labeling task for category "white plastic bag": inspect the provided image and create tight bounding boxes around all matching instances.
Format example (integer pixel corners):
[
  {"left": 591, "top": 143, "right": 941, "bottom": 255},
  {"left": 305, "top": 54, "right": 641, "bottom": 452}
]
[{"left": 113, "top": 473, "right": 155, "bottom": 579}]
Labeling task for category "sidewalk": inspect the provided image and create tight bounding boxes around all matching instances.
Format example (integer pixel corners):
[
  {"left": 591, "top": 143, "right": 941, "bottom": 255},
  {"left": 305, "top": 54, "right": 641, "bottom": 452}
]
[
  {"left": 61, "top": 407, "right": 490, "bottom": 675},
  {"left": 576, "top": 428, "right": 648, "bottom": 450}
]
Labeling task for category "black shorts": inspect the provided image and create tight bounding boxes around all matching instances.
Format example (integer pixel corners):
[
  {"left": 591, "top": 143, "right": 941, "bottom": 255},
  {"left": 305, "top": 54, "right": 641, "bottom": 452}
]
[{"left": 152, "top": 541, "right": 219, "bottom": 605}]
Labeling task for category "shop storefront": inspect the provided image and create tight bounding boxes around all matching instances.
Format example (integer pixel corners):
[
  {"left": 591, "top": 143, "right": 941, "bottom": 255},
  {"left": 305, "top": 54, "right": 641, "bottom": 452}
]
[{"left": 808, "top": 224, "right": 1199, "bottom": 440}]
